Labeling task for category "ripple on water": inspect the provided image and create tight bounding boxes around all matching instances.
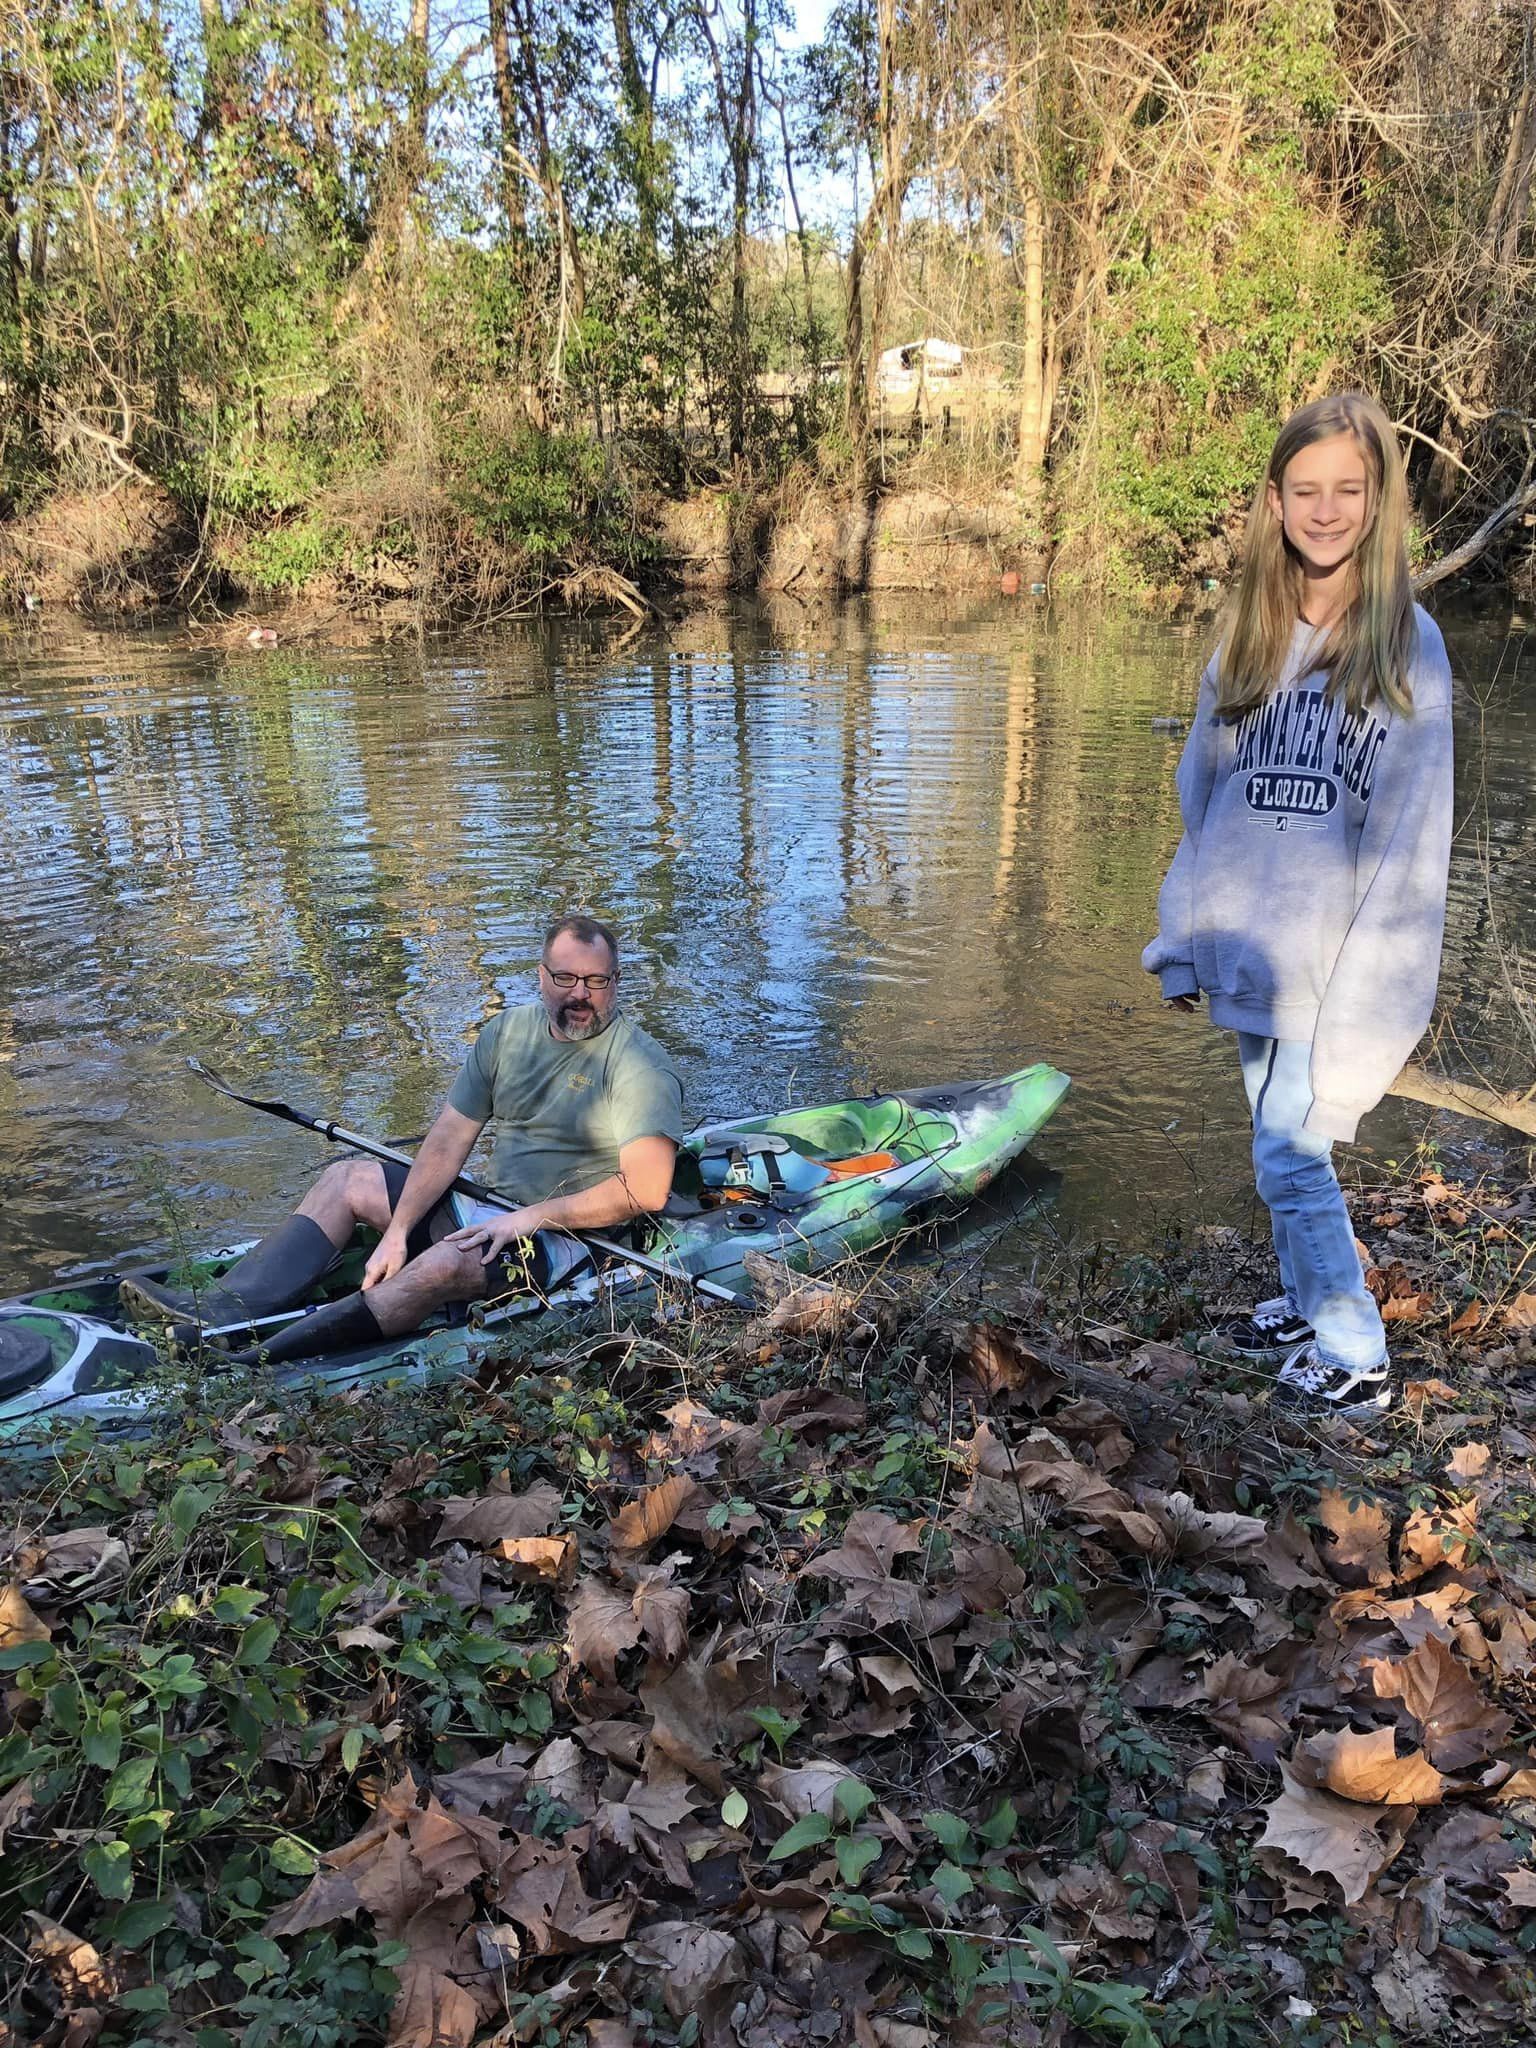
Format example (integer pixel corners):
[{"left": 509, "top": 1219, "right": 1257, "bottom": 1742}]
[{"left": 0, "top": 603, "right": 1531, "bottom": 1288}]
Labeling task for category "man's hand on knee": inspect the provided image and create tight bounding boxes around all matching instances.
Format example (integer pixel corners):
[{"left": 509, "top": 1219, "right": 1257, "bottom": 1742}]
[
  {"left": 444, "top": 1207, "right": 544, "bottom": 1265},
  {"left": 363, "top": 1222, "right": 411, "bottom": 1291}
]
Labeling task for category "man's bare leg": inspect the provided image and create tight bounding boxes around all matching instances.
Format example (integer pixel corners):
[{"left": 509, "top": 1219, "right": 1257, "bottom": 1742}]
[
  {"left": 220, "top": 1238, "right": 491, "bottom": 1364},
  {"left": 360, "top": 1240, "right": 491, "bottom": 1336},
  {"left": 123, "top": 1158, "right": 398, "bottom": 1330},
  {"left": 295, "top": 1159, "right": 396, "bottom": 1246}
]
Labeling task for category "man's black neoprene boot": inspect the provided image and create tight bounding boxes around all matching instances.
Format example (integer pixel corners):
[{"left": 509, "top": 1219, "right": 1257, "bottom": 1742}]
[
  {"left": 221, "top": 1290, "right": 385, "bottom": 1367},
  {"left": 119, "top": 1216, "right": 340, "bottom": 1334}
]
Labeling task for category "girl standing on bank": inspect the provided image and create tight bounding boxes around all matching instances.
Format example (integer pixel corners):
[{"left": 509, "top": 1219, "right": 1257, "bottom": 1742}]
[{"left": 1143, "top": 392, "right": 1454, "bottom": 1414}]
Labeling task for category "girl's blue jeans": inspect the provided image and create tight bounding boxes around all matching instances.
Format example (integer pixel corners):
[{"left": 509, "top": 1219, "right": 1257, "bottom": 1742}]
[{"left": 1236, "top": 1034, "right": 1388, "bottom": 1375}]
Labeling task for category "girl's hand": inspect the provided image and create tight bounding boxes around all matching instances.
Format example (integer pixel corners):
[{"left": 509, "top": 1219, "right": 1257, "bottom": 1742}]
[
  {"left": 445, "top": 1208, "right": 545, "bottom": 1264},
  {"left": 1165, "top": 993, "right": 1201, "bottom": 1013}
]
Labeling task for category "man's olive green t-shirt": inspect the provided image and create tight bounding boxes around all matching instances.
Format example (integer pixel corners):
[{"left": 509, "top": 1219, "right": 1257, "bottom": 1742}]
[{"left": 446, "top": 1005, "right": 684, "bottom": 1201}]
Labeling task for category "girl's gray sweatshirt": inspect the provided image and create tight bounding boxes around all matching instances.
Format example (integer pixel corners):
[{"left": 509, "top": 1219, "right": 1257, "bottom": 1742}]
[{"left": 1142, "top": 606, "right": 1454, "bottom": 1142}]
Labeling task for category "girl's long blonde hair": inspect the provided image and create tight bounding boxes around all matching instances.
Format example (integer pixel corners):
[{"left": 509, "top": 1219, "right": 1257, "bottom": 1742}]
[{"left": 1216, "top": 392, "right": 1417, "bottom": 720}]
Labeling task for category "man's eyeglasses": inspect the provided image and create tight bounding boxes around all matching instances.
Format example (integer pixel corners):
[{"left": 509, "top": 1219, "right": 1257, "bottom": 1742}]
[{"left": 542, "top": 968, "right": 616, "bottom": 991}]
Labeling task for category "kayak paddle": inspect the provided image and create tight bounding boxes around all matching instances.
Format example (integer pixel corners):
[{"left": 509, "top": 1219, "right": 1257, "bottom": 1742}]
[{"left": 187, "top": 1058, "right": 751, "bottom": 1308}]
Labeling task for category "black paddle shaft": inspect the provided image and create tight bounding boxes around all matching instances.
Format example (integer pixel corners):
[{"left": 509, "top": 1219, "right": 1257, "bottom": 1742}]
[{"left": 186, "top": 1058, "right": 749, "bottom": 1307}]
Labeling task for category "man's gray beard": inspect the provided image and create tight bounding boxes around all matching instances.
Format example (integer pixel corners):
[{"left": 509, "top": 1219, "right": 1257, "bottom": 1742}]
[{"left": 558, "top": 1005, "right": 609, "bottom": 1041}]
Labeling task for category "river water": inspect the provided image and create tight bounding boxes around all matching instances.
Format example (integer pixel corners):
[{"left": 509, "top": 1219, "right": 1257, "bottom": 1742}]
[{"left": 1, "top": 598, "right": 1532, "bottom": 1296}]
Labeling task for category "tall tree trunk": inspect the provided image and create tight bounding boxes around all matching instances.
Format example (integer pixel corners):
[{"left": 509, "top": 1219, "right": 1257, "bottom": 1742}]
[
  {"left": 694, "top": 0, "right": 758, "bottom": 460},
  {"left": 0, "top": 92, "right": 23, "bottom": 321},
  {"left": 507, "top": 0, "right": 586, "bottom": 387},
  {"left": 611, "top": 0, "right": 659, "bottom": 247},
  {"left": 1497, "top": 86, "right": 1536, "bottom": 268},
  {"left": 406, "top": 0, "right": 430, "bottom": 184},
  {"left": 763, "top": 70, "right": 816, "bottom": 375},
  {"left": 727, "top": 0, "right": 755, "bottom": 459},
  {"left": 488, "top": 0, "right": 526, "bottom": 235},
  {"left": 1015, "top": 185, "right": 1046, "bottom": 489}
]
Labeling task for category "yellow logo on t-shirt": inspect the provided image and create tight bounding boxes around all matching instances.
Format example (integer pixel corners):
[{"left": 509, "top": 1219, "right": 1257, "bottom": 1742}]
[{"left": 567, "top": 1073, "right": 594, "bottom": 1092}]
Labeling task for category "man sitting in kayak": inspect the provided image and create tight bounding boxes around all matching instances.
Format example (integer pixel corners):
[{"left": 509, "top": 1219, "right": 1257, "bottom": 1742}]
[{"left": 122, "top": 914, "right": 683, "bottom": 1361}]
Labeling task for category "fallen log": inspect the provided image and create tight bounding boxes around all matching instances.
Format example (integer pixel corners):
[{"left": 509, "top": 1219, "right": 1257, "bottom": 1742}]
[
  {"left": 1413, "top": 472, "right": 1536, "bottom": 591},
  {"left": 1387, "top": 1062, "right": 1536, "bottom": 1139}
]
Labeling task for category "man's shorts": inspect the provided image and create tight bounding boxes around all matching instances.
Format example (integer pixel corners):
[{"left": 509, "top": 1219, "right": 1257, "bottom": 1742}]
[{"left": 377, "top": 1161, "right": 539, "bottom": 1302}]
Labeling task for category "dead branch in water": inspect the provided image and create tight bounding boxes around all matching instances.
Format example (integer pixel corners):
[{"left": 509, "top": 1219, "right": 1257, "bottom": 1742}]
[
  {"left": 1388, "top": 1061, "right": 1536, "bottom": 1139},
  {"left": 1414, "top": 472, "right": 1536, "bottom": 591}
]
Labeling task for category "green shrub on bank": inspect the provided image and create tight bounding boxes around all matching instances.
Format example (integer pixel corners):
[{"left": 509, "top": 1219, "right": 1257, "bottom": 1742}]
[
  {"left": 1068, "top": 147, "right": 1388, "bottom": 595},
  {"left": 452, "top": 425, "right": 644, "bottom": 570},
  {"left": 229, "top": 516, "right": 351, "bottom": 592}
]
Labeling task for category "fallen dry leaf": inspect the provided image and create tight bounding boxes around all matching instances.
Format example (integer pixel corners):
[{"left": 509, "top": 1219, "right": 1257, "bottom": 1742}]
[
  {"left": 1314, "top": 1487, "right": 1393, "bottom": 1588},
  {"left": 629, "top": 1572, "right": 690, "bottom": 1663},
  {"left": 1331, "top": 1583, "right": 1467, "bottom": 1648},
  {"left": 1255, "top": 1764, "right": 1413, "bottom": 1904},
  {"left": 1444, "top": 1441, "right": 1492, "bottom": 1486},
  {"left": 759, "top": 1758, "right": 853, "bottom": 1818},
  {"left": 566, "top": 1580, "right": 643, "bottom": 1684},
  {"left": 1403, "top": 1378, "right": 1459, "bottom": 1418},
  {"left": 1366, "top": 1638, "right": 1516, "bottom": 1770},
  {"left": 1397, "top": 1500, "right": 1477, "bottom": 1578},
  {"left": 387, "top": 1896, "right": 499, "bottom": 2048},
  {"left": 756, "top": 1386, "right": 868, "bottom": 1435},
  {"left": 496, "top": 1836, "right": 636, "bottom": 1952},
  {"left": 25, "top": 1915, "right": 124, "bottom": 2006},
  {"left": 1293, "top": 1726, "right": 1446, "bottom": 1806},
  {"left": 16, "top": 1527, "right": 130, "bottom": 1603},
  {"left": 433, "top": 1747, "right": 529, "bottom": 1821},
  {"left": 0, "top": 1776, "right": 35, "bottom": 1853},
  {"left": 608, "top": 1477, "right": 702, "bottom": 1559},
  {"left": 624, "top": 1921, "right": 743, "bottom": 2019},
  {"left": 1252, "top": 1512, "right": 1332, "bottom": 1591},
  {"left": 0, "top": 1584, "right": 51, "bottom": 1649},
  {"left": 638, "top": 1644, "right": 767, "bottom": 1793},
  {"left": 1418, "top": 1808, "right": 1522, "bottom": 1886},
  {"left": 760, "top": 1279, "right": 874, "bottom": 1341},
  {"left": 802, "top": 1509, "right": 921, "bottom": 1586},
  {"left": 1143, "top": 1491, "right": 1266, "bottom": 1560},
  {"left": 799, "top": 1509, "right": 963, "bottom": 1632},
  {"left": 860, "top": 1653, "right": 924, "bottom": 1705},
  {"left": 335, "top": 1623, "right": 398, "bottom": 1653},
  {"left": 492, "top": 1534, "right": 577, "bottom": 1586},
  {"left": 1503, "top": 1290, "right": 1536, "bottom": 1331},
  {"left": 1202, "top": 1654, "right": 1290, "bottom": 1764},
  {"left": 962, "top": 1323, "right": 1064, "bottom": 1402},
  {"left": 434, "top": 1483, "right": 562, "bottom": 1548},
  {"left": 1380, "top": 1293, "right": 1436, "bottom": 1323},
  {"left": 1371, "top": 1951, "right": 1454, "bottom": 2034},
  {"left": 529, "top": 1737, "right": 590, "bottom": 1817},
  {"left": 965, "top": 1425, "right": 1164, "bottom": 1552},
  {"left": 1447, "top": 1303, "right": 1486, "bottom": 1337}
]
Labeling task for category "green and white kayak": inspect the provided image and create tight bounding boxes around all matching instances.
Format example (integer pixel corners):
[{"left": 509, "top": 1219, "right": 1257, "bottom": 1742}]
[{"left": 0, "top": 1064, "right": 1068, "bottom": 1443}]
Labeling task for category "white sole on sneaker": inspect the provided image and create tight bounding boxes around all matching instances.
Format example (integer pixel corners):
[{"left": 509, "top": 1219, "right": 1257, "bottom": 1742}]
[{"left": 1275, "top": 1341, "right": 1392, "bottom": 1415}]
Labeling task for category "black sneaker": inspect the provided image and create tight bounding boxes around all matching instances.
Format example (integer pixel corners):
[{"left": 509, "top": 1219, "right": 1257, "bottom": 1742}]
[
  {"left": 1218, "top": 1296, "right": 1315, "bottom": 1357},
  {"left": 1275, "top": 1342, "right": 1391, "bottom": 1415}
]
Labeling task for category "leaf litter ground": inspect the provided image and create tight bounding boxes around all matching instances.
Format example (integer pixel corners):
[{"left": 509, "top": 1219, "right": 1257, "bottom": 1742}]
[{"left": 3, "top": 1163, "right": 1536, "bottom": 2048}]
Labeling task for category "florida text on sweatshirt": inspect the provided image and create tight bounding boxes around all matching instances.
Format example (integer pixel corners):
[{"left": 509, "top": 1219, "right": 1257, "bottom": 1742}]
[{"left": 1142, "top": 606, "right": 1454, "bottom": 1143}]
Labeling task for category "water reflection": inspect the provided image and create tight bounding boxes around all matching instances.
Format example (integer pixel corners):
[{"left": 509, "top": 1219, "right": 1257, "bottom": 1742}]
[{"left": 0, "top": 600, "right": 1531, "bottom": 1292}]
